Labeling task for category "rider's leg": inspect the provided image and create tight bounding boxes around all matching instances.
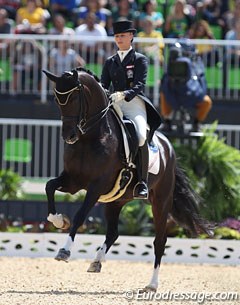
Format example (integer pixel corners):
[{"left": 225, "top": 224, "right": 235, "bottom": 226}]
[
  {"left": 121, "top": 96, "right": 149, "bottom": 199},
  {"left": 133, "top": 139, "right": 149, "bottom": 199}
]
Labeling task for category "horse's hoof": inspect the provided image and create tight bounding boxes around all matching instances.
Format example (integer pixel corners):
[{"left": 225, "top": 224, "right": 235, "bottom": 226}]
[
  {"left": 62, "top": 214, "right": 71, "bottom": 230},
  {"left": 55, "top": 248, "right": 71, "bottom": 262},
  {"left": 143, "top": 285, "right": 157, "bottom": 292},
  {"left": 47, "top": 213, "right": 70, "bottom": 229},
  {"left": 87, "top": 261, "right": 102, "bottom": 273}
]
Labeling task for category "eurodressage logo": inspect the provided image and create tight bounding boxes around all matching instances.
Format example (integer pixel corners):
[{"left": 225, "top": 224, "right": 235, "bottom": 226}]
[{"left": 124, "top": 289, "right": 239, "bottom": 303}]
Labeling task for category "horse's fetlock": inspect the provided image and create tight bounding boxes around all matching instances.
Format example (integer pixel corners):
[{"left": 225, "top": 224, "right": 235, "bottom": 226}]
[{"left": 47, "top": 213, "right": 64, "bottom": 228}]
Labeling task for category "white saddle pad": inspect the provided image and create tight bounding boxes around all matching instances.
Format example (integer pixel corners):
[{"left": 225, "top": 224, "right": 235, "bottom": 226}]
[{"left": 148, "top": 134, "right": 161, "bottom": 175}]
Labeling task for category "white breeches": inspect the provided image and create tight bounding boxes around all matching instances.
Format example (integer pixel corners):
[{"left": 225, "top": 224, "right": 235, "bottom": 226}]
[{"left": 117, "top": 96, "right": 147, "bottom": 147}]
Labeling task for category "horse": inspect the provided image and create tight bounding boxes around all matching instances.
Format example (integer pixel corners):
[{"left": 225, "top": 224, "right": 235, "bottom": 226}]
[{"left": 43, "top": 67, "right": 211, "bottom": 292}]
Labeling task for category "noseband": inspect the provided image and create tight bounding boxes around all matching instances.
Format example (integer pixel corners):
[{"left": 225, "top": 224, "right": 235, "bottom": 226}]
[{"left": 54, "top": 80, "right": 111, "bottom": 135}]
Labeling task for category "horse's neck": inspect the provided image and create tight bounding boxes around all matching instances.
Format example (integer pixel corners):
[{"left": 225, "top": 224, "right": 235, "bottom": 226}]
[{"left": 86, "top": 82, "right": 109, "bottom": 115}]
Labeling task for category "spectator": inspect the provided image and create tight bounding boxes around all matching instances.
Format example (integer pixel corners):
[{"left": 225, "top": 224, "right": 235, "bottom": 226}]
[
  {"left": 49, "top": 0, "right": 79, "bottom": 22},
  {"left": 38, "top": 0, "right": 51, "bottom": 23},
  {"left": 138, "top": 0, "right": 164, "bottom": 33},
  {"left": 0, "top": 8, "right": 12, "bottom": 56},
  {"left": 188, "top": 20, "right": 218, "bottom": 66},
  {"left": 137, "top": 17, "right": 164, "bottom": 63},
  {"left": 164, "top": 0, "right": 193, "bottom": 38},
  {"left": 75, "top": 0, "right": 108, "bottom": 28},
  {"left": 15, "top": 0, "right": 47, "bottom": 34},
  {"left": 111, "top": 0, "right": 139, "bottom": 27},
  {"left": 0, "top": 0, "right": 21, "bottom": 20},
  {"left": 225, "top": 18, "right": 240, "bottom": 64},
  {"left": 13, "top": 40, "right": 43, "bottom": 91},
  {"left": 0, "top": 7, "right": 12, "bottom": 33},
  {"left": 222, "top": 17, "right": 240, "bottom": 89},
  {"left": 48, "top": 14, "right": 75, "bottom": 35},
  {"left": 201, "top": 0, "right": 223, "bottom": 24},
  {"left": 225, "top": 0, "right": 240, "bottom": 32},
  {"left": 49, "top": 40, "right": 85, "bottom": 75},
  {"left": 201, "top": 0, "right": 225, "bottom": 37},
  {"left": 75, "top": 12, "right": 107, "bottom": 63}
]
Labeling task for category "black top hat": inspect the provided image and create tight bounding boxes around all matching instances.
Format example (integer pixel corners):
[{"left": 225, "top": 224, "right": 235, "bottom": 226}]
[{"left": 113, "top": 20, "right": 136, "bottom": 35}]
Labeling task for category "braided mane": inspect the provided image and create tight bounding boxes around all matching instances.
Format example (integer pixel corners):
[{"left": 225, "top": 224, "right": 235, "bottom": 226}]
[{"left": 75, "top": 67, "right": 100, "bottom": 83}]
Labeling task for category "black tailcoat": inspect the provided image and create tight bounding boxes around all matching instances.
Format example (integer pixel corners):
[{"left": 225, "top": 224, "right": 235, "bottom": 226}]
[{"left": 101, "top": 49, "right": 162, "bottom": 138}]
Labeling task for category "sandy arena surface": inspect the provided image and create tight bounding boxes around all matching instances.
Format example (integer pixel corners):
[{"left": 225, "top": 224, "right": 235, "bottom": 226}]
[{"left": 0, "top": 257, "right": 239, "bottom": 305}]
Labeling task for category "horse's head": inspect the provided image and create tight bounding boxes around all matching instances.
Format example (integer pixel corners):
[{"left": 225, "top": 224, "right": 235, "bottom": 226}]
[
  {"left": 43, "top": 69, "right": 84, "bottom": 144},
  {"left": 43, "top": 68, "right": 109, "bottom": 145}
]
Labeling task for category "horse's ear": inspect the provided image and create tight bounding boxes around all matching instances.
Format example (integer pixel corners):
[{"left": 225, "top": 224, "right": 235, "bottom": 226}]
[
  {"left": 72, "top": 69, "right": 78, "bottom": 81},
  {"left": 42, "top": 69, "right": 59, "bottom": 83}
]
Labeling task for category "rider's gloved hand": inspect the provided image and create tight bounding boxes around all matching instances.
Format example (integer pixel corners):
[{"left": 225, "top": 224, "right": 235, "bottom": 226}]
[{"left": 110, "top": 91, "right": 125, "bottom": 104}]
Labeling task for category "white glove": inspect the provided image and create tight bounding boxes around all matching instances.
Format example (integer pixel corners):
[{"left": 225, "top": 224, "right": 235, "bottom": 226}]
[{"left": 110, "top": 91, "right": 125, "bottom": 104}]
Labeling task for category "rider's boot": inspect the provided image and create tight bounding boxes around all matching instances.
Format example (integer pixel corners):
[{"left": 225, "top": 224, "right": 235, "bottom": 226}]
[{"left": 133, "top": 141, "right": 149, "bottom": 200}]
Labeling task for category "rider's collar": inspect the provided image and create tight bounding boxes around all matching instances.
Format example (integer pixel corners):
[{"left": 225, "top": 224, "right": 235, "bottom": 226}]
[{"left": 117, "top": 46, "right": 132, "bottom": 62}]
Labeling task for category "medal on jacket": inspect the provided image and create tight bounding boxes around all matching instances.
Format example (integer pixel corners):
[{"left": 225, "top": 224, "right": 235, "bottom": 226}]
[
  {"left": 126, "top": 69, "right": 133, "bottom": 79},
  {"left": 126, "top": 65, "right": 134, "bottom": 79},
  {"left": 126, "top": 64, "right": 134, "bottom": 87}
]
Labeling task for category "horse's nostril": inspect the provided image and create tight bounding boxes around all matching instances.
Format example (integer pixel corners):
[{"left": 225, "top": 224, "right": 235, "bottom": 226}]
[{"left": 70, "top": 134, "right": 76, "bottom": 140}]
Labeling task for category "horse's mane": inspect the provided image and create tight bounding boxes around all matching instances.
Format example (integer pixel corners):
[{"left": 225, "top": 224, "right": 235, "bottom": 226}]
[{"left": 75, "top": 67, "right": 100, "bottom": 83}]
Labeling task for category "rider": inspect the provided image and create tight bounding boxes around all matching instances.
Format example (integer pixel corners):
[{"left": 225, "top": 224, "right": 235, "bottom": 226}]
[{"left": 101, "top": 20, "right": 162, "bottom": 200}]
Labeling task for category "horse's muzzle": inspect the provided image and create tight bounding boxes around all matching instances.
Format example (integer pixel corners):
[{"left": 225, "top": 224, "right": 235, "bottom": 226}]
[{"left": 64, "top": 134, "right": 79, "bottom": 145}]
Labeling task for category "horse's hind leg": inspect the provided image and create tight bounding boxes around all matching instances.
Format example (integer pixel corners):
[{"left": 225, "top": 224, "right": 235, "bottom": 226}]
[
  {"left": 88, "top": 202, "right": 124, "bottom": 273},
  {"left": 145, "top": 183, "right": 174, "bottom": 291}
]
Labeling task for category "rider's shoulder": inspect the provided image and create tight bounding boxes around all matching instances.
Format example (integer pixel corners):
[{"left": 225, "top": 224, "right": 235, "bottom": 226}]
[{"left": 134, "top": 51, "right": 147, "bottom": 60}]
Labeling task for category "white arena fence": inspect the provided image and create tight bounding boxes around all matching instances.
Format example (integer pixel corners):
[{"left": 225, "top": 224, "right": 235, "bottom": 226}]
[
  {"left": 1, "top": 34, "right": 240, "bottom": 104},
  {"left": 1, "top": 118, "right": 240, "bottom": 178},
  {"left": 0, "top": 233, "right": 239, "bottom": 265}
]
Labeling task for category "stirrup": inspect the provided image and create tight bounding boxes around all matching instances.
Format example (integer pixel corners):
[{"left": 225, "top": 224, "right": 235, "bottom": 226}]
[{"left": 133, "top": 181, "right": 149, "bottom": 200}]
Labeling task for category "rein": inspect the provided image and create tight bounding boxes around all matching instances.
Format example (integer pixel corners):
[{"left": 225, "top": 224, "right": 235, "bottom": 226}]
[{"left": 55, "top": 80, "right": 113, "bottom": 135}]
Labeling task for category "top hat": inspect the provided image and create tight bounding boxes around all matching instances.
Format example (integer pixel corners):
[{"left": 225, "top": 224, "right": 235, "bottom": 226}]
[{"left": 113, "top": 20, "right": 136, "bottom": 35}]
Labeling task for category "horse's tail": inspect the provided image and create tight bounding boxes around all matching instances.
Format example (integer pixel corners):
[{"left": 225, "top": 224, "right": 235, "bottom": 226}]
[{"left": 171, "top": 164, "right": 213, "bottom": 237}]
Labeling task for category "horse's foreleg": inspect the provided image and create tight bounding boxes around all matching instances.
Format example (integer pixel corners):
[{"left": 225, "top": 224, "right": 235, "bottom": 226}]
[
  {"left": 45, "top": 174, "right": 70, "bottom": 229},
  {"left": 55, "top": 185, "right": 102, "bottom": 262},
  {"left": 87, "top": 202, "right": 124, "bottom": 273}
]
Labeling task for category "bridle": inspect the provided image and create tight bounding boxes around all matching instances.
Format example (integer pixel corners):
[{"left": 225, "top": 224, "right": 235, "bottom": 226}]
[{"left": 54, "top": 80, "right": 112, "bottom": 135}]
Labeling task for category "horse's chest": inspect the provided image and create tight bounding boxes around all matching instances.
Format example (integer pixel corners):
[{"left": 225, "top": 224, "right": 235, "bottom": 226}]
[{"left": 64, "top": 141, "right": 112, "bottom": 174}]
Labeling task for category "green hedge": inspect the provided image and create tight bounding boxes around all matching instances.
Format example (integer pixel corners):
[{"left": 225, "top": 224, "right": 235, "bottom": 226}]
[{"left": 174, "top": 122, "right": 240, "bottom": 222}]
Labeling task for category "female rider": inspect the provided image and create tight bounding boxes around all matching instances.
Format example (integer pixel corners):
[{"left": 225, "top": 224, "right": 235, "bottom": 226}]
[{"left": 101, "top": 20, "right": 161, "bottom": 199}]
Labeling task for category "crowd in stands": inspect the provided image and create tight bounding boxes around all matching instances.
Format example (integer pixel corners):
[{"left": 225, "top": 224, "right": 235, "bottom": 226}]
[
  {"left": 1, "top": 0, "right": 240, "bottom": 92},
  {"left": 0, "top": 0, "right": 240, "bottom": 40}
]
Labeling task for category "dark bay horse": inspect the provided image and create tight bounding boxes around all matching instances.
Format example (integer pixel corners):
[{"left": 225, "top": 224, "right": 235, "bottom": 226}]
[{"left": 43, "top": 68, "right": 211, "bottom": 291}]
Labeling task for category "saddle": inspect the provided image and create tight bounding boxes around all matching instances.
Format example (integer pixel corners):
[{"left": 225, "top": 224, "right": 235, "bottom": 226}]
[{"left": 98, "top": 105, "right": 160, "bottom": 203}]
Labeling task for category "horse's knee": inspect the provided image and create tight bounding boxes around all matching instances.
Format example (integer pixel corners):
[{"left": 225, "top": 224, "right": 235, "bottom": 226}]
[{"left": 45, "top": 179, "right": 55, "bottom": 194}]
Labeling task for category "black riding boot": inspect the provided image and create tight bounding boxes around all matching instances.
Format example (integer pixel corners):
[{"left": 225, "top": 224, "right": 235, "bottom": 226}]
[{"left": 133, "top": 141, "right": 149, "bottom": 200}]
